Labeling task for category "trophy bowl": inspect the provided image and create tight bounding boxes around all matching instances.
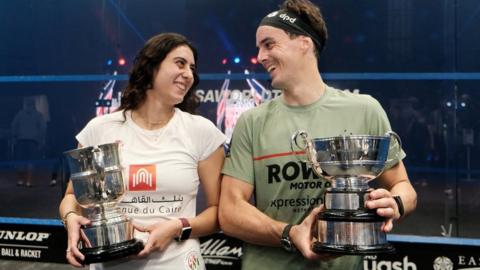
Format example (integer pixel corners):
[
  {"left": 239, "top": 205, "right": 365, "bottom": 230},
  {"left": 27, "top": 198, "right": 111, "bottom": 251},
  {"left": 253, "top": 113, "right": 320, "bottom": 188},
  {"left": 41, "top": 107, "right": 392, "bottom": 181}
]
[
  {"left": 312, "top": 134, "right": 391, "bottom": 181},
  {"left": 66, "top": 143, "right": 125, "bottom": 208},
  {"left": 64, "top": 142, "right": 143, "bottom": 264}
]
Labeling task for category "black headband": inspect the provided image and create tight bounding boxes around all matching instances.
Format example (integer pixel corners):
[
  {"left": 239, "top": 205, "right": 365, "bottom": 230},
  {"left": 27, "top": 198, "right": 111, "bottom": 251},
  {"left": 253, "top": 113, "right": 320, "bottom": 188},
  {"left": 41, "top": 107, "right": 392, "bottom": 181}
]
[{"left": 259, "top": 10, "right": 325, "bottom": 53}]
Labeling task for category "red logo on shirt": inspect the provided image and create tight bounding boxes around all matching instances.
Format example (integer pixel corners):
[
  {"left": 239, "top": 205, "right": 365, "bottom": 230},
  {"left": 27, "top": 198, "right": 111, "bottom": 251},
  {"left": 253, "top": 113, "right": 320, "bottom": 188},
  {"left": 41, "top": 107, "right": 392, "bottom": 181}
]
[{"left": 128, "top": 164, "right": 156, "bottom": 191}]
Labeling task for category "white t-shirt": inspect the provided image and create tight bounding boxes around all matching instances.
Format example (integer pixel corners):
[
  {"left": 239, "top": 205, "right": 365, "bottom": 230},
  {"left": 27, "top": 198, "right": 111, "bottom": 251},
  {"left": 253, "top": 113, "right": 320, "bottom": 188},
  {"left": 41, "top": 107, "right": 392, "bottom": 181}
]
[{"left": 76, "top": 108, "right": 225, "bottom": 270}]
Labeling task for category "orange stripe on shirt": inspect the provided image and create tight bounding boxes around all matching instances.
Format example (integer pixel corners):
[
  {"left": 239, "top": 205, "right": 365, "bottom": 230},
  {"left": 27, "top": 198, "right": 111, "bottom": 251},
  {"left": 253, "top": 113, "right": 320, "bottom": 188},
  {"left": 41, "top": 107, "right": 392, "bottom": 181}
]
[{"left": 253, "top": 151, "right": 306, "bottom": 161}]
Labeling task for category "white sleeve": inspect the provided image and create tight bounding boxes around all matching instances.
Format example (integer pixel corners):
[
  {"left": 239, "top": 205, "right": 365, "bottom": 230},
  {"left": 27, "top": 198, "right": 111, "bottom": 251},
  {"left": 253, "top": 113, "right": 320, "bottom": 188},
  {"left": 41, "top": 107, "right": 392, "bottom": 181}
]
[
  {"left": 75, "top": 118, "right": 98, "bottom": 147},
  {"left": 193, "top": 117, "right": 226, "bottom": 161}
]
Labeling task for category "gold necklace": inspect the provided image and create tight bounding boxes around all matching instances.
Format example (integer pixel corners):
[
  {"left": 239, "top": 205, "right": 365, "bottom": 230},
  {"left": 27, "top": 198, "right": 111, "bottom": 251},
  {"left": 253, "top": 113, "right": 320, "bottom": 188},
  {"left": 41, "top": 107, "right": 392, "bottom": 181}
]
[{"left": 133, "top": 110, "right": 174, "bottom": 128}]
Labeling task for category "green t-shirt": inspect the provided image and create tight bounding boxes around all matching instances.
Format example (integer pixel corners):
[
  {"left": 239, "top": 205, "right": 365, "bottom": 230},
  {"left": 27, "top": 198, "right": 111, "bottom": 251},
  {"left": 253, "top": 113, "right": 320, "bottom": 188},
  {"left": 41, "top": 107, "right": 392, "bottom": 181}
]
[{"left": 222, "top": 85, "right": 405, "bottom": 270}]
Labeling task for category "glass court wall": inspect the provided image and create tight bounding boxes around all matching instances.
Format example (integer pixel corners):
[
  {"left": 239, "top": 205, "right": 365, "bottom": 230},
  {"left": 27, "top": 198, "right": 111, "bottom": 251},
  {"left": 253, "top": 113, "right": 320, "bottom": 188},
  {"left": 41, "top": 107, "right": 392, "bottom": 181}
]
[{"left": 0, "top": 0, "right": 479, "bottom": 239}]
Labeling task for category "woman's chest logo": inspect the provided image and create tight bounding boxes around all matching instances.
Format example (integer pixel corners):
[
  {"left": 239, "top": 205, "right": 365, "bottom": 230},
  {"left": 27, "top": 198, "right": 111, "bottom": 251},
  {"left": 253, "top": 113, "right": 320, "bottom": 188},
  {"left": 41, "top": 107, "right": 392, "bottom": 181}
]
[{"left": 128, "top": 164, "right": 156, "bottom": 191}]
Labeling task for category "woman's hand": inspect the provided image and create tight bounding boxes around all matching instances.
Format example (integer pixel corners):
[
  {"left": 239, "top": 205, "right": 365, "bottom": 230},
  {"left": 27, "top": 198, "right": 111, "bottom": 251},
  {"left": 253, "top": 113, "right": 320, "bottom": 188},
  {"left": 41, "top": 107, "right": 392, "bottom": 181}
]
[
  {"left": 65, "top": 214, "right": 91, "bottom": 267},
  {"left": 135, "top": 219, "right": 183, "bottom": 257}
]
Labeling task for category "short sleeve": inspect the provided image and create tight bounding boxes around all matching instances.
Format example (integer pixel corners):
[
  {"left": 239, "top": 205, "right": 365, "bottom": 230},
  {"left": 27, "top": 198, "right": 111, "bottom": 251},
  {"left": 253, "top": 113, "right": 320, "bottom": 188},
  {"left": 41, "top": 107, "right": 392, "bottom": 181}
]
[
  {"left": 75, "top": 118, "right": 98, "bottom": 147},
  {"left": 192, "top": 116, "right": 226, "bottom": 161},
  {"left": 221, "top": 112, "right": 255, "bottom": 185},
  {"left": 366, "top": 97, "right": 406, "bottom": 169}
]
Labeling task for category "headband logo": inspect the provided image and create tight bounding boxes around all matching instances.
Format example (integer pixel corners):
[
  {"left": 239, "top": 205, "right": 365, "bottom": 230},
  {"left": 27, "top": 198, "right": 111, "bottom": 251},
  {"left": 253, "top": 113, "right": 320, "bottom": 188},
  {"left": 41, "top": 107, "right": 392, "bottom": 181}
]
[
  {"left": 267, "top": 11, "right": 279, "bottom": 18},
  {"left": 279, "top": 13, "right": 297, "bottom": 24}
]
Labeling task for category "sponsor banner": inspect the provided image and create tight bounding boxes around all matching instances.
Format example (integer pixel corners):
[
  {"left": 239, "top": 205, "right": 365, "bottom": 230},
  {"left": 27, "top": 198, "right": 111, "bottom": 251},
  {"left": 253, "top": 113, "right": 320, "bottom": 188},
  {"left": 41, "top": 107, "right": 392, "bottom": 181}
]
[
  {"left": 2, "top": 221, "right": 479, "bottom": 270},
  {"left": 200, "top": 233, "right": 243, "bottom": 270},
  {"left": 0, "top": 223, "right": 67, "bottom": 263},
  {"left": 194, "top": 76, "right": 274, "bottom": 128},
  {"left": 366, "top": 241, "right": 480, "bottom": 270},
  {"left": 200, "top": 233, "right": 480, "bottom": 270}
]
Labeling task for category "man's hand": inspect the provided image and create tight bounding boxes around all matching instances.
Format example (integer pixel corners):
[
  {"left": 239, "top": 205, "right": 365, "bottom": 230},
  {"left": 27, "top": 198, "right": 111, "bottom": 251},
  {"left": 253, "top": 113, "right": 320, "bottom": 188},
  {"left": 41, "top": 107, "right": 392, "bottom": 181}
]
[
  {"left": 365, "top": 188, "right": 401, "bottom": 232},
  {"left": 289, "top": 205, "right": 339, "bottom": 261}
]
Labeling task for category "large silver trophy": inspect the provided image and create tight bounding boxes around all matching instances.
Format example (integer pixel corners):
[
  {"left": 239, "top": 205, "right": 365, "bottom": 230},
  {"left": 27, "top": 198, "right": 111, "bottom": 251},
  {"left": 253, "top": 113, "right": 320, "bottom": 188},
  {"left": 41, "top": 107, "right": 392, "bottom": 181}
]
[
  {"left": 64, "top": 142, "right": 143, "bottom": 264},
  {"left": 291, "top": 131, "right": 401, "bottom": 254}
]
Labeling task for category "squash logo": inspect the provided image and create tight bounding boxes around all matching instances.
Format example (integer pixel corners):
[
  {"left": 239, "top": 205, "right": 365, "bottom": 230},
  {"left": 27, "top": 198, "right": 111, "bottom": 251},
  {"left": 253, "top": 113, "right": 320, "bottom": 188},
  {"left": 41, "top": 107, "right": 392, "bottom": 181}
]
[
  {"left": 364, "top": 255, "right": 417, "bottom": 270},
  {"left": 128, "top": 164, "right": 156, "bottom": 191}
]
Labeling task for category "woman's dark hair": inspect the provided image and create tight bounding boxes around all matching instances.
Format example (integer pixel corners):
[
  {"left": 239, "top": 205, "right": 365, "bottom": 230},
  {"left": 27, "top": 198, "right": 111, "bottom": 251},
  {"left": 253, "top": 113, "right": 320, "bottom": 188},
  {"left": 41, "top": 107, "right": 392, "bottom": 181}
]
[
  {"left": 118, "top": 33, "right": 200, "bottom": 115},
  {"left": 281, "top": 0, "right": 328, "bottom": 57}
]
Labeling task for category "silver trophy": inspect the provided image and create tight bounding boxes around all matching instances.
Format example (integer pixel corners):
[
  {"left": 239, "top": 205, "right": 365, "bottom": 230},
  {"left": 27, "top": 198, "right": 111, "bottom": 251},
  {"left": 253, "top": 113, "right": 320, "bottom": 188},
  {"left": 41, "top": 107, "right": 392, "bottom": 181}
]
[
  {"left": 64, "top": 142, "right": 143, "bottom": 264},
  {"left": 291, "top": 131, "right": 401, "bottom": 254}
]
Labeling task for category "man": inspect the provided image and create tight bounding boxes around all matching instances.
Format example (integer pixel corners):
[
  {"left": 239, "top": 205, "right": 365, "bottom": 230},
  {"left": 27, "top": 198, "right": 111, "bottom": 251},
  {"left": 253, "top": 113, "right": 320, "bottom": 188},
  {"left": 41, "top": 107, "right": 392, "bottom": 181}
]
[
  {"left": 219, "top": 0, "right": 417, "bottom": 269},
  {"left": 11, "top": 97, "right": 46, "bottom": 187}
]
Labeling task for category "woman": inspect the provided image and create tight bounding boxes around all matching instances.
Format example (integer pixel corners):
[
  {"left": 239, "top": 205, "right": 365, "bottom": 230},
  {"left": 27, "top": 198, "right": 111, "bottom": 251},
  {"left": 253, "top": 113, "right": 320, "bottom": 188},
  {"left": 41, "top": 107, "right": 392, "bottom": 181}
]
[{"left": 59, "top": 33, "right": 225, "bottom": 270}]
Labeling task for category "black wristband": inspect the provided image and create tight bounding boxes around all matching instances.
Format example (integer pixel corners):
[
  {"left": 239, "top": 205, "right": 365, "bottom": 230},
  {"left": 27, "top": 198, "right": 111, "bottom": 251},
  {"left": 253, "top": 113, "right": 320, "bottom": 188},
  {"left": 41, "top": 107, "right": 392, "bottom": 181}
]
[
  {"left": 393, "top": 196, "right": 405, "bottom": 217},
  {"left": 280, "top": 224, "right": 296, "bottom": 252}
]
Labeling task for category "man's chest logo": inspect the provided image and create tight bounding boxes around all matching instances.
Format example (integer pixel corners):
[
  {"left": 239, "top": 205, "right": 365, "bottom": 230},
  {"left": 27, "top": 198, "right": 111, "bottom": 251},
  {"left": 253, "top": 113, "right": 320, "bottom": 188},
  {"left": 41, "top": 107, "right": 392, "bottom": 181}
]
[{"left": 128, "top": 164, "right": 156, "bottom": 191}]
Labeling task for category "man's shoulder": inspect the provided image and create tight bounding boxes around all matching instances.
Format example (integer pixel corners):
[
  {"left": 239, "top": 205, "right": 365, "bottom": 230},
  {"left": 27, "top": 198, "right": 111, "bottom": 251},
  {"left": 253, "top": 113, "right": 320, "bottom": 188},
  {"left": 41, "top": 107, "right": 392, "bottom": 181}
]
[
  {"left": 327, "top": 86, "right": 381, "bottom": 108},
  {"left": 238, "top": 98, "right": 280, "bottom": 121}
]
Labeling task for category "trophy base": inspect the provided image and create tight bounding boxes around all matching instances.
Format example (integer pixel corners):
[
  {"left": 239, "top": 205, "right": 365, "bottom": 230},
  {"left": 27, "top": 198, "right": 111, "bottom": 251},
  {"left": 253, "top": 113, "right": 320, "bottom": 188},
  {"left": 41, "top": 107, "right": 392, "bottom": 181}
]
[
  {"left": 312, "top": 242, "right": 395, "bottom": 255},
  {"left": 82, "top": 239, "right": 144, "bottom": 264},
  {"left": 315, "top": 210, "right": 394, "bottom": 255}
]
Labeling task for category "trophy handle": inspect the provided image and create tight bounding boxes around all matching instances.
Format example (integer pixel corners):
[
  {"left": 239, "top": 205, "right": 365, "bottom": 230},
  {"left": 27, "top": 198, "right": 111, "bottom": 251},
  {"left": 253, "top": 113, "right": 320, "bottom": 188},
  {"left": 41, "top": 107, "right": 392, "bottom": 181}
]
[
  {"left": 385, "top": 131, "right": 403, "bottom": 165},
  {"left": 290, "top": 130, "right": 323, "bottom": 176}
]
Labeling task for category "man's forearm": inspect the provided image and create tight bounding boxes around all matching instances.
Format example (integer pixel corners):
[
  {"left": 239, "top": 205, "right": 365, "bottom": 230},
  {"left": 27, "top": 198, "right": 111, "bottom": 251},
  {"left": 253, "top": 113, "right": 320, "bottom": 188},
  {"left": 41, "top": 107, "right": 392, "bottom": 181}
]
[
  {"left": 390, "top": 180, "right": 417, "bottom": 217},
  {"left": 219, "top": 198, "right": 285, "bottom": 247}
]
